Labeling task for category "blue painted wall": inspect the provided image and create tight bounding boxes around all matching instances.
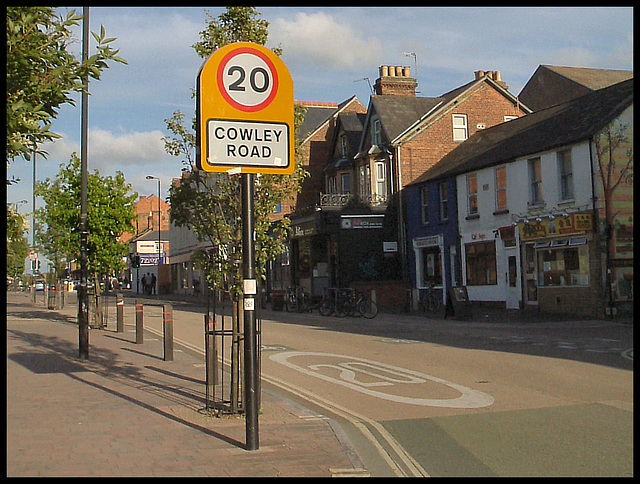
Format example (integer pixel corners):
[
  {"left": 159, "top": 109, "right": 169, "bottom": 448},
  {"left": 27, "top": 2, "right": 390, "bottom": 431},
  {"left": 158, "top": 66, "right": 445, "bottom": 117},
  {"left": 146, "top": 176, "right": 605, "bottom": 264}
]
[{"left": 405, "top": 176, "right": 460, "bottom": 304}]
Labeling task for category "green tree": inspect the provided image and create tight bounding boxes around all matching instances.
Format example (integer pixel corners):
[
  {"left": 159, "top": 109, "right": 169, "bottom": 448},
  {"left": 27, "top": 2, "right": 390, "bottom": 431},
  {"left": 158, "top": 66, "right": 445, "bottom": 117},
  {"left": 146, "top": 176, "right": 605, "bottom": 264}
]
[
  {"left": 6, "top": 6, "right": 126, "bottom": 180},
  {"left": 34, "top": 153, "right": 137, "bottom": 289},
  {"left": 163, "top": 7, "right": 307, "bottom": 300},
  {"left": 6, "top": 206, "right": 30, "bottom": 279}
]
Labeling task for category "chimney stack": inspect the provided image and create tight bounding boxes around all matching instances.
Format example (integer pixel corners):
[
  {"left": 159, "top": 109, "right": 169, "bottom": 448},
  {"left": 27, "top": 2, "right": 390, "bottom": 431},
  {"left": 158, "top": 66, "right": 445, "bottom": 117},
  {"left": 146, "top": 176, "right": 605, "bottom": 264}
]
[
  {"left": 374, "top": 65, "right": 417, "bottom": 96},
  {"left": 474, "top": 69, "right": 509, "bottom": 90}
]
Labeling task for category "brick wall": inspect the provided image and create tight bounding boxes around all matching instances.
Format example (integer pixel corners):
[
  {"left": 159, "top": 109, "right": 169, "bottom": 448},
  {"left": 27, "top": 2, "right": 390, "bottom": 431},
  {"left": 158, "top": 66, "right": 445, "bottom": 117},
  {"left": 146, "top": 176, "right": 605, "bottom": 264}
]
[{"left": 399, "top": 84, "right": 527, "bottom": 187}]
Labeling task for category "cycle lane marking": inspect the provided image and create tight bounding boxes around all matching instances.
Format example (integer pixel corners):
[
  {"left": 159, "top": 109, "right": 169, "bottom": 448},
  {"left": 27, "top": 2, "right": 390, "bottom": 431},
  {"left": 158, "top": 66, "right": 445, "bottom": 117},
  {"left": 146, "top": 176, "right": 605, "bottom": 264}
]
[{"left": 269, "top": 351, "right": 494, "bottom": 409}]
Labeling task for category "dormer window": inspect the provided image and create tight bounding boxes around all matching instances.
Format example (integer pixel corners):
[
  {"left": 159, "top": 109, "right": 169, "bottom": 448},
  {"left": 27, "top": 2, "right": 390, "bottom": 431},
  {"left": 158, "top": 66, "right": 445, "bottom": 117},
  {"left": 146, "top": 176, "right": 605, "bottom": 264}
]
[
  {"left": 339, "top": 134, "right": 348, "bottom": 157},
  {"left": 372, "top": 118, "right": 382, "bottom": 146}
]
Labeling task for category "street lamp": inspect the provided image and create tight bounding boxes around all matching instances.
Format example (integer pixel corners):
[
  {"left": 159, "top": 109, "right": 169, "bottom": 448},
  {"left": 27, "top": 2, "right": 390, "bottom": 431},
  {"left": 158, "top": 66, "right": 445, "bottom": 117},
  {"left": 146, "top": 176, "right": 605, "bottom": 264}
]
[
  {"left": 146, "top": 175, "right": 161, "bottom": 294},
  {"left": 10, "top": 199, "right": 28, "bottom": 212}
]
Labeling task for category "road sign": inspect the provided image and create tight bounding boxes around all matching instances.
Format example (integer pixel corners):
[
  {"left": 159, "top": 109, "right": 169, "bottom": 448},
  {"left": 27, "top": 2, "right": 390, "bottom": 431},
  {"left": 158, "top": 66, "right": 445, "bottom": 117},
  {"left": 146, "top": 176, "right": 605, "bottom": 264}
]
[{"left": 197, "top": 42, "right": 295, "bottom": 175}]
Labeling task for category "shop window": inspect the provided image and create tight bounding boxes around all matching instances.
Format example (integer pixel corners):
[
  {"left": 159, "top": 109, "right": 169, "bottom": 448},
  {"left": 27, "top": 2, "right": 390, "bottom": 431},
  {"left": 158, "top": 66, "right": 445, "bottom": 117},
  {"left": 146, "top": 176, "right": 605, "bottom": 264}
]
[
  {"left": 465, "top": 241, "right": 497, "bottom": 285},
  {"left": 537, "top": 245, "right": 589, "bottom": 287}
]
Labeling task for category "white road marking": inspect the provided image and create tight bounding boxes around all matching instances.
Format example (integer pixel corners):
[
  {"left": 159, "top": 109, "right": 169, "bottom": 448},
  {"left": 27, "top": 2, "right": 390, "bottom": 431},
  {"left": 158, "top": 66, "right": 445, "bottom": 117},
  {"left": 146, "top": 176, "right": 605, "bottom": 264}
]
[{"left": 270, "top": 352, "right": 494, "bottom": 409}]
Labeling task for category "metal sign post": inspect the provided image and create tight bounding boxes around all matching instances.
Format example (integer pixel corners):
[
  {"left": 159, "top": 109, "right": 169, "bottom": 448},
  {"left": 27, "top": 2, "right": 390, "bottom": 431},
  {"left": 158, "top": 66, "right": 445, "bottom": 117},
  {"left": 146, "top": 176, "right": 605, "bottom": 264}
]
[
  {"left": 197, "top": 42, "right": 294, "bottom": 451},
  {"left": 242, "top": 173, "right": 258, "bottom": 450}
]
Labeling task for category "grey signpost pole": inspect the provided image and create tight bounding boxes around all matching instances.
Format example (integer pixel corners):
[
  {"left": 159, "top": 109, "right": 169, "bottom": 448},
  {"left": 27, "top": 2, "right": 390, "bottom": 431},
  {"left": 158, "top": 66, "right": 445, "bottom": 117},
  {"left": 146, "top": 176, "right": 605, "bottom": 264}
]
[{"left": 242, "top": 173, "right": 259, "bottom": 451}]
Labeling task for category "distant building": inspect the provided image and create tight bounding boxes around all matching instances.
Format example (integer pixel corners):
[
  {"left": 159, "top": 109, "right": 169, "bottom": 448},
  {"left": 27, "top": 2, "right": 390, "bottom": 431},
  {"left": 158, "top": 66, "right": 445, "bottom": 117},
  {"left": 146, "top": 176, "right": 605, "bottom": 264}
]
[{"left": 518, "top": 65, "right": 633, "bottom": 111}]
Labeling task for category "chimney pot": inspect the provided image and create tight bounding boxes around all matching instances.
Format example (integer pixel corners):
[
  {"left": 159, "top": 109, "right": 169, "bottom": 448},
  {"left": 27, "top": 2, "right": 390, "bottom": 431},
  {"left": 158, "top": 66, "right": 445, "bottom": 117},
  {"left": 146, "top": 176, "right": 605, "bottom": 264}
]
[
  {"left": 403, "top": 66, "right": 411, "bottom": 77},
  {"left": 395, "top": 66, "right": 403, "bottom": 76},
  {"left": 389, "top": 66, "right": 396, "bottom": 77},
  {"left": 381, "top": 65, "right": 388, "bottom": 77},
  {"left": 475, "top": 70, "right": 485, "bottom": 80}
]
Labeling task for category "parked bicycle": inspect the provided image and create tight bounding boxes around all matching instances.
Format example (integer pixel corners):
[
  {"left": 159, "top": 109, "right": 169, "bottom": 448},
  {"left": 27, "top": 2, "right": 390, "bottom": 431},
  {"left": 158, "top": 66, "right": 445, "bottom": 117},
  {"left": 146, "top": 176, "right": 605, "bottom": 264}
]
[
  {"left": 285, "top": 286, "right": 312, "bottom": 313},
  {"left": 420, "top": 282, "right": 442, "bottom": 313},
  {"left": 319, "top": 287, "right": 378, "bottom": 319}
]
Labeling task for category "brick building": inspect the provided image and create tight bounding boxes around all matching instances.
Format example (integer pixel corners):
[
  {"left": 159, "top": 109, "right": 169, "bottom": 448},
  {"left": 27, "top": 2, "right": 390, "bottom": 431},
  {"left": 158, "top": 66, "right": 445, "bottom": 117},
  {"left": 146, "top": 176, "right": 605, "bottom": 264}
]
[{"left": 288, "top": 66, "right": 530, "bottom": 308}]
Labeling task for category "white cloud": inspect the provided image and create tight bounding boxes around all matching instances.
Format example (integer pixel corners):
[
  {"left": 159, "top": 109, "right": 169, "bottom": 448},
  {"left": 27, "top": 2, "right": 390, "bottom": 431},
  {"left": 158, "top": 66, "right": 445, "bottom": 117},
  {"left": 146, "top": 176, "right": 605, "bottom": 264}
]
[
  {"left": 89, "top": 129, "right": 167, "bottom": 169},
  {"left": 41, "top": 129, "right": 169, "bottom": 170},
  {"left": 271, "top": 12, "right": 383, "bottom": 71}
]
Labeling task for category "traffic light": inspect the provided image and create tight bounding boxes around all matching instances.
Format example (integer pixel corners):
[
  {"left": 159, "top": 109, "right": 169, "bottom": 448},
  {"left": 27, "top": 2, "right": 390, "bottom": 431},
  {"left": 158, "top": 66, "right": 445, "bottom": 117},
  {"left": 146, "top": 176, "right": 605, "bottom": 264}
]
[{"left": 129, "top": 254, "right": 140, "bottom": 268}]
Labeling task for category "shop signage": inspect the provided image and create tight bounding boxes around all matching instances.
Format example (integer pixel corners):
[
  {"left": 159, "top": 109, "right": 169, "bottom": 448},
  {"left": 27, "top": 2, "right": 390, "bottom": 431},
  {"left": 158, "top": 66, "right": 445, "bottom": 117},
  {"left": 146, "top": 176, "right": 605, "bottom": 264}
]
[
  {"left": 519, "top": 213, "right": 592, "bottom": 241},
  {"left": 341, "top": 215, "right": 384, "bottom": 229},
  {"left": 139, "top": 254, "right": 165, "bottom": 266},
  {"left": 292, "top": 222, "right": 317, "bottom": 238},
  {"left": 412, "top": 235, "right": 442, "bottom": 249}
]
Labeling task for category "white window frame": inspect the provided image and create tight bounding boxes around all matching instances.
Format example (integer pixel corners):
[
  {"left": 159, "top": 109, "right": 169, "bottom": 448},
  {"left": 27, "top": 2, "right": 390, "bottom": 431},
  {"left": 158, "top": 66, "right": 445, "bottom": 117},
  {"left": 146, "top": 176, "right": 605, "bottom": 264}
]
[
  {"left": 372, "top": 118, "right": 382, "bottom": 146},
  {"left": 557, "top": 149, "right": 574, "bottom": 201},
  {"left": 375, "top": 161, "right": 387, "bottom": 198},
  {"left": 452, "top": 114, "right": 468, "bottom": 141},
  {"left": 467, "top": 173, "right": 478, "bottom": 215},
  {"left": 340, "top": 172, "right": 351, "bottom": 194},
  {"left": 495, "top": 165, "right": 507, "bottom": 211},
  {"left": 528, "top": 157, "right": 543, "bottom": 205},
  {"left": 439, "top": 182, "right": 448, "bottom": 221},
  {"left": 339, "top": 134, "right": 348, "bottom": 157},
  {"left": 420, "top": 186, "right": 429, "bottom": 225}
]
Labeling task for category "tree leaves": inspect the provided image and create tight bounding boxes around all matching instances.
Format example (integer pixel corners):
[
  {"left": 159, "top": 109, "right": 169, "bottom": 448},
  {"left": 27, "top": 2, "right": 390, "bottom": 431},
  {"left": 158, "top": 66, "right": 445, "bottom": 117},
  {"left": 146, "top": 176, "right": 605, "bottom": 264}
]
[{"left": 6, "top": 7, "right": 127, "bottom": 169}]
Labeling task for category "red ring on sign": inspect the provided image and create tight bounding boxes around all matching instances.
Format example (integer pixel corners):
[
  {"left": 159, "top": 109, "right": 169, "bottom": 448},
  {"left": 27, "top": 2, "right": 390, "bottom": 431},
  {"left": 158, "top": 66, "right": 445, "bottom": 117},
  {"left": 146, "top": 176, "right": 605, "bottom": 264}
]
[{"left": 217, "top": 47, "right": 279, "bottom": 113}]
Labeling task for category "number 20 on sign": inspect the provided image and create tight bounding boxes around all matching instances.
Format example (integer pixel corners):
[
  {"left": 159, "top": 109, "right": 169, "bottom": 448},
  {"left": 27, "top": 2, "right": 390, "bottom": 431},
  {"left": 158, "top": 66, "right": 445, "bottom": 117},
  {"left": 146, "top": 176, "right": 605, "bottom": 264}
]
[{"left": 197, "top": 42, "right": 295, "bottom": 175}]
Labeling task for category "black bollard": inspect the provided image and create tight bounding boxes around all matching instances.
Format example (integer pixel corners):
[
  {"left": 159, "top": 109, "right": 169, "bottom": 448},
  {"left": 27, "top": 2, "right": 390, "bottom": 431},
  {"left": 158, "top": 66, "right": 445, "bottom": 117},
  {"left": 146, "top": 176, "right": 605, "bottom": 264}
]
[
  {"left": 163, "top": 304, "right": 173, "bottom": 361},
  {"left": 135, "top": 299, "right": 143, "bottom": 344},
  {"left": 116, "top": 293, "right": 124, "bottom": 333}
]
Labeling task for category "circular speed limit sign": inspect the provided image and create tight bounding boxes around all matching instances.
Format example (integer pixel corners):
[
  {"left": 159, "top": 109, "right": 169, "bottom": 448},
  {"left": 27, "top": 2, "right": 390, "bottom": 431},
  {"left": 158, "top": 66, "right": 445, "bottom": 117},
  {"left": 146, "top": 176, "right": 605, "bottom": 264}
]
[{"left": 217, "top": 46, "right": 279, "bottom": 112}]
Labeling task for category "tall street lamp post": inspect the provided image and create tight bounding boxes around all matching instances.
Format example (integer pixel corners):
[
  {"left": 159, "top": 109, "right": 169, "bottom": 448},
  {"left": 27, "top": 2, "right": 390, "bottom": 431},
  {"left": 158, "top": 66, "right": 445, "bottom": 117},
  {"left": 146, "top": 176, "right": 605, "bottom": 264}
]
[{"left": 146, "top": 176, "right": 161, "bottom": 294}]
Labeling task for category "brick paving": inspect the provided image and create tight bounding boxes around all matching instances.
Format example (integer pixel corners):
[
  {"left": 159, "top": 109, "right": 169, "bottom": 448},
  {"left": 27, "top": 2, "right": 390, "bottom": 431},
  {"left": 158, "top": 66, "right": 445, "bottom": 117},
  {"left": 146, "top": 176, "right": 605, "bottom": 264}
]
[{"left": 6, "top": 292, "right": 359, "bottom": 477}]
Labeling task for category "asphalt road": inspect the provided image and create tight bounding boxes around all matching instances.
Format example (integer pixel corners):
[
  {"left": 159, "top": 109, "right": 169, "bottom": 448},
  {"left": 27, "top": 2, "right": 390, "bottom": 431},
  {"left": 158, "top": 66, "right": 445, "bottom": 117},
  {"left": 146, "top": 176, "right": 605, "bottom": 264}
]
[{"left": 108, "top": 293, "right": 634, "bottom": 476}]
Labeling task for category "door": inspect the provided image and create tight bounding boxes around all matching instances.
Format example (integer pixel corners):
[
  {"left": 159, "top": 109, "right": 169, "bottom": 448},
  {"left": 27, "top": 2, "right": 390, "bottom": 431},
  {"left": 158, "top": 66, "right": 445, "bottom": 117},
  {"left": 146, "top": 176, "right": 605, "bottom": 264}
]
[{"left": 505, "top": 249, "right": 521, "bottom": 309}]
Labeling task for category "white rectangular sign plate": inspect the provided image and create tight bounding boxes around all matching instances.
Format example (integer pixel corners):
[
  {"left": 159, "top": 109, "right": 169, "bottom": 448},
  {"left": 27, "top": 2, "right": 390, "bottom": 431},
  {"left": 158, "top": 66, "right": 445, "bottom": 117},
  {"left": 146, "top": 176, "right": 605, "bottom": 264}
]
[{"left": 206, "top": 119, "right": 290, "bottom": 170}]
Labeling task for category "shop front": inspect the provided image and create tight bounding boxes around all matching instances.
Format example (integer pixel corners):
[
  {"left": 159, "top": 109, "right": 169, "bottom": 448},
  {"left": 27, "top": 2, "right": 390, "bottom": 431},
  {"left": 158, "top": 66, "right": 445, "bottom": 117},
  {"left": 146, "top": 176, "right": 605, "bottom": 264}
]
[{"left": 519, "top": 212, "right": 602, "bottom": 317}]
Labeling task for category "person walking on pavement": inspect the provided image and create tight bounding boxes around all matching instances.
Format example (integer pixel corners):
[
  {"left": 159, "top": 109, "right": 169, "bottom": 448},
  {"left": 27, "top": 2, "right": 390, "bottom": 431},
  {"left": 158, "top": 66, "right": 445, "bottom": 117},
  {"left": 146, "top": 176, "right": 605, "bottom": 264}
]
[
  {"left": 151, "top": 273, "right": 156, "bottom": 295},
  {"left": 141, "top": 273, "right": 147, "bottom": 295}
]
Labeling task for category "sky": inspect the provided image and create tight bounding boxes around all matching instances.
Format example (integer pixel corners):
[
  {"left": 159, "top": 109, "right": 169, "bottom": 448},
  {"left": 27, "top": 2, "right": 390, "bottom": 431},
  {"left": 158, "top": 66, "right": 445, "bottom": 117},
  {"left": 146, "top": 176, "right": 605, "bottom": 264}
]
[{"left": 7, "top": 6, "right": 633, "bottom": 270}]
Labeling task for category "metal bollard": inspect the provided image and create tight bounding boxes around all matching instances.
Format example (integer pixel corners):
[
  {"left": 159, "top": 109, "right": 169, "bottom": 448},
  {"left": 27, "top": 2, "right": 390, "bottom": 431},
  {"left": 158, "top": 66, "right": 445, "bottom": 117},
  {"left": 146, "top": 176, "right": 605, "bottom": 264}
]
[
  {"left": 135, "top": 299, "right": 144, "bottom": 344},
  {"left": 47, "top": 285, "right": 56, "bottom": 310},
  {"left": 116, "top": 293, "right": 124, "bottom": 333},
  {"left": 163, "top": 304, "right": 173, "bottom": 361},
  {"left": 204, "top": 313, "right": 217, "bottom": 409}
]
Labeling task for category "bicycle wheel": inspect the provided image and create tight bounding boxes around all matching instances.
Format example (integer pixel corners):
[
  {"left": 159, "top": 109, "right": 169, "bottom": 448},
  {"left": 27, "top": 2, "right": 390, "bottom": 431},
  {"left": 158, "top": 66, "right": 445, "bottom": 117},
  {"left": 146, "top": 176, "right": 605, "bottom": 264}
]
[
  {"left": 335, "top": 299, "right": 349, "bottom": 317},
  {"left": 285, "top": 293, "right": 297, "bottom": 312},
  {"left": 358, "top": 297, "right": 378, "bottom": 319},
  {"left": 319, "top": 298, "right": 334, "bottom": 316},
  {"left": 429, "top": 293, "right": 441, "bottom": 312}
]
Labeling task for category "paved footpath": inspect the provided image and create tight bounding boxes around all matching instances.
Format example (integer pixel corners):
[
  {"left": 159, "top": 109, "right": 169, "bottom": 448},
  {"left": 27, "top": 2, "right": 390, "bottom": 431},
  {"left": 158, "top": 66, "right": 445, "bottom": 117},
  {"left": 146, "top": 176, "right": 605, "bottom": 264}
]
[{"left": 6, "top": 292, "right": 362, "bottom": 477}]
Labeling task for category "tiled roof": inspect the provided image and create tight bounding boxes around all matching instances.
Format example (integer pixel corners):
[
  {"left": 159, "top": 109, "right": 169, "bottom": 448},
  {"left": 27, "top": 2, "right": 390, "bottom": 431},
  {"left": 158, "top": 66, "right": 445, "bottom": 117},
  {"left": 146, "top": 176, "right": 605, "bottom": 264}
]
[
  {"left": 410, "top": 78, "right": 633, "bottom": 185},
  {"left": 518, "top": 65, "right": 633, "bottom": 111},
  {"left": 371, "top": 96, "right": 444, "bottom": 142}
]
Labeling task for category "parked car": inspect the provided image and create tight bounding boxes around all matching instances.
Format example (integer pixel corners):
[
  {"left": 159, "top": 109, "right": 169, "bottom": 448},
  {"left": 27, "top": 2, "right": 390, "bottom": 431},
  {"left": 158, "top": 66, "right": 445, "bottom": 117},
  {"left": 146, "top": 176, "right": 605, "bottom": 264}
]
[{"left": 34, "top": 279, "right": 45, "bottom": 291}]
